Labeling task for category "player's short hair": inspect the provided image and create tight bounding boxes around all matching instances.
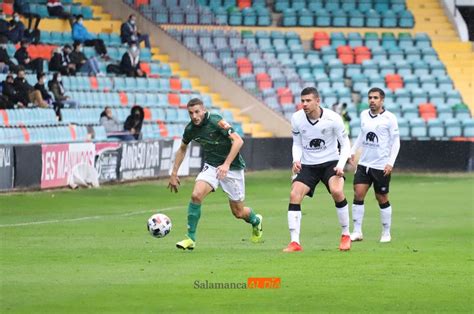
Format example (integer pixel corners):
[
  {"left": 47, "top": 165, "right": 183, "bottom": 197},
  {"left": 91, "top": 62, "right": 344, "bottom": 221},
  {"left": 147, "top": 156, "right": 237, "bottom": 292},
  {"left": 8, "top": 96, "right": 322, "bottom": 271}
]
[
  {"left": 187, "top": 98, "right": 204, "bottom": 108},
  {"left": 301, "top": 87, "right": 320, "bottom": 99},
  {"left": 368, "top": 87, "right": 385, "bottom": 100}
]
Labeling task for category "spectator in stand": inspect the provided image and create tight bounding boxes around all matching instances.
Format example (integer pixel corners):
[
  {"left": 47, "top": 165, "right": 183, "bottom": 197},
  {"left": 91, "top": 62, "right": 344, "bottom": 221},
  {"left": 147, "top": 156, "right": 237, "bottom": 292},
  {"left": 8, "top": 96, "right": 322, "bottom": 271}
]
[
  {"left": 72, "top": 15, "right": 108, "bottom": 59},
  {"left": 124, "top": 105, "right": 144, "bottom": 140},
  {"left": 48, "top": 72, "right": 77, "bottom": 109},
  {"left": 47, "top": 0, "right": 75, "bottom": 27},
  {"left": 120, "top": 14, "right": 150, "bottom": 48},
  {"left": 8, "top": 12, "right": 25, "bottom": 44},
  {"left": 100, "top": 106, "right": 134, "bottom": 141},
  {"left": 14, "top": 39, "right": 43, "bottom": 73},
  {"left": 9, "top": 12, "right": 39, "bottom": 44},
  {"left": 13, "top": 0, "right": 41, "bottom": 32},
  {"left": 1, "top": 74, "right": 23, "bottom": 108},
  {"left": 69, "top": 41, "right": 101, "bottom": 75},
  {"left": 14, "top": 68, "right": 48, "bottom": 108},
  {"left": 34, "top": 72, "right": 53, "bottom": 107},
  {"left": 49, "top": 44, "right": 76, "bottom": 75},
  {"left": 0, "top": 11, "right": 9, "bottom": 43},
  {"left": 120, "top": 42, "right": 145, "bottom": 77},
  {"left": 0, "top": 38, "right": 19, "bottom": 74}
]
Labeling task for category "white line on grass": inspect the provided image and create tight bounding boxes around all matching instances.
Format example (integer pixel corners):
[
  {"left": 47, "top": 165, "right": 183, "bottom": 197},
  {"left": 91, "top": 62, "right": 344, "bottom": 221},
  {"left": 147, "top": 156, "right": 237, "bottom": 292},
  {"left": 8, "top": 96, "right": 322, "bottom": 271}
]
[
  {"left": 0, "top": 197, "right": 290, "bottom": 228},
  {"left": 0, "top": 206, "right": 181, "bottom": 228}
]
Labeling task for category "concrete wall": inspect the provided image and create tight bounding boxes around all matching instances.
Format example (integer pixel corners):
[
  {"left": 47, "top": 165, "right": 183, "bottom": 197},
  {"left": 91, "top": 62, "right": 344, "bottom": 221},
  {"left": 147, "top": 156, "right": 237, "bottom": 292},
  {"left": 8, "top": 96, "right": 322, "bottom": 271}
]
[{"left": 94, "top": 0, "right": 292, "bottom": 137}]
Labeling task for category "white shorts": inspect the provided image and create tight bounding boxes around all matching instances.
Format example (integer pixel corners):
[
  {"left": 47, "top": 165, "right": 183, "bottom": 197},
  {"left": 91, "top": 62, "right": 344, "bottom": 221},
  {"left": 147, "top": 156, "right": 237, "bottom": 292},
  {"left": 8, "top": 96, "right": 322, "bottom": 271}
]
[{"left": 195, "top": 163, "right": 245, "bottom": 201}]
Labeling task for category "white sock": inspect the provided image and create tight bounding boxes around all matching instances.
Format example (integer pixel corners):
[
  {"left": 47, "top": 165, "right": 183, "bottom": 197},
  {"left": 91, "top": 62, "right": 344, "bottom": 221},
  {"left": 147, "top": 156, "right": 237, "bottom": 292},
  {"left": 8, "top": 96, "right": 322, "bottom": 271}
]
[
  {"left": 380, "top": 205, "right": 392, "bottom": 234},
  {"left": 288, "top": 211, "right": 301, "bottom": 244},
  {"left": 336, "top": 203, "right": 350, "bottom": 235},
  {"left": 352, "top": 203, "right": 365, "bottom": 234}
]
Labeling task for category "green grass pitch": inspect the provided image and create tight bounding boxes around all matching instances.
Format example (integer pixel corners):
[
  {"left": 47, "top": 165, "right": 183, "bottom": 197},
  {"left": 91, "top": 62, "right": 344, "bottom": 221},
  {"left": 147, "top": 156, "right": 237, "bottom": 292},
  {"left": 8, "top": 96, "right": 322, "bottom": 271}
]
[{"left": 1, "top": 170, "right": 473, "bottom": 313}]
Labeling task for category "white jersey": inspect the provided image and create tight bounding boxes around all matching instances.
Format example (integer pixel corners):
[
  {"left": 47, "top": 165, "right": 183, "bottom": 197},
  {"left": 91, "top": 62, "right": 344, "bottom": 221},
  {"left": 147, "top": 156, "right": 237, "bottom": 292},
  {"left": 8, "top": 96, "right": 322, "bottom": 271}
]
[
  {"left": 291, "top": 108, "right": 350, "bottom": 169},
  {"left": 351, "top": 109, "right": 400, "bottom": 170}
]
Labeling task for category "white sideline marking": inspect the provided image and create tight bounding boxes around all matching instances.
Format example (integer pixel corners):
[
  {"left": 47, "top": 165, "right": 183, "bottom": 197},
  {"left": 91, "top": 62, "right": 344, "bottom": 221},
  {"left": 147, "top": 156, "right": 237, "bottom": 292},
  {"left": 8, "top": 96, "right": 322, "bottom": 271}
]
[
  {"left": 0, "top": 206, "right": 180, "bottom": 228},
  {"left": 0, "top": 196, "right": 290, "bottom": 228}
]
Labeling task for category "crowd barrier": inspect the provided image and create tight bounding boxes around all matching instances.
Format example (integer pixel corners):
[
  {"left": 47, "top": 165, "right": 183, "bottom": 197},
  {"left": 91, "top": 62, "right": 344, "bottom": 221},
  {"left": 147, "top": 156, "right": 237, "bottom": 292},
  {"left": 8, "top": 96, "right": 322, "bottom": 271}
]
[{"left": 0, "top": 138, "right": 472, "bottom": 192}]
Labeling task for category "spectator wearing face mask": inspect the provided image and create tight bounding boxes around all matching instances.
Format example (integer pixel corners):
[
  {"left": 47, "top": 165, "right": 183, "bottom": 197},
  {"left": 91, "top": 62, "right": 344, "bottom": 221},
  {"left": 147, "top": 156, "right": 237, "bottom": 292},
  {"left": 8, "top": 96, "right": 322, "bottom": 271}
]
[
  {"left": 49, "top": 44, "right": 76, "bottom": 75},
  {"left": 14, "top": 68, "right": 48, "bottom": 108},
  {"left": 14, "top": 39, "right": 43, "bottom": 73},
  {"left": 13, "top": 0, "right": 41, "bottom": 32},
  {"left": 124, "top": 105, "right": 144, "bottom": 140},
  {"left": 100, "top": 106, "right": 135, "bottom": 141},
  {"left": 72, "top": 15, "right": 109, "bottom": 59},
  {"left": 0, "top": 38, "right": 19, "bottom": 74},
  {"left": 69, "top": 41, "right": 101, "bottom": 75},
  {"left": 48, "top": 72, "right": 78, "bottom": 109},
  {"left": 1, "top": 74, "right": 23, "bottom": 109},
  {"left": 120, "top": 14, "right": 150, "bottom": 49},
  {"left": 34, "top": 72, "right": 53, "bottom": 106},
  {"left": 120, "top": 42, "right": 145, "bottom": 77}
]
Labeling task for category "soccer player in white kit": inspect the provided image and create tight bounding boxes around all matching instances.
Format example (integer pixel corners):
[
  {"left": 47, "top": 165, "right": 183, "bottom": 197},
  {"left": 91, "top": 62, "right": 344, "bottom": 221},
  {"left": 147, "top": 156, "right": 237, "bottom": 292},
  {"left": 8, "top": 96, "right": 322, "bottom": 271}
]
[
  {"left": 350, "top": 87, "right": 401, "bottom": 243},
  {"left": 283, "top": 87, "right": 352, "bottom": 252}
]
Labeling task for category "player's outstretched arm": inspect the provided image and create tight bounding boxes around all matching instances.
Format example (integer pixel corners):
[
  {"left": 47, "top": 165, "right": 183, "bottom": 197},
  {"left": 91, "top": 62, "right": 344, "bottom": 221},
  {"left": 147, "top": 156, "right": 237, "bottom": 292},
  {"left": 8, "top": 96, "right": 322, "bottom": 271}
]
[
  {"left": 217, "top": 132, "right": 243, "bottom": 180},
  {"left": 168, "top": 142, "right": 188, "bottom": 193}
]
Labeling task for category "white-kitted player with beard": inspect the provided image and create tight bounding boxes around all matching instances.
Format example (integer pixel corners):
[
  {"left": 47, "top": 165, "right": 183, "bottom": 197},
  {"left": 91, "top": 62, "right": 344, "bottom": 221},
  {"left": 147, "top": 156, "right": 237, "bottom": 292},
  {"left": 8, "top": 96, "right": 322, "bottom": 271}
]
[
  {"left": 283, "top": 87, "right": 352, "bottom": 252},
  {"left": 350, "top": 87, "right": 400, "bottom": 243}
]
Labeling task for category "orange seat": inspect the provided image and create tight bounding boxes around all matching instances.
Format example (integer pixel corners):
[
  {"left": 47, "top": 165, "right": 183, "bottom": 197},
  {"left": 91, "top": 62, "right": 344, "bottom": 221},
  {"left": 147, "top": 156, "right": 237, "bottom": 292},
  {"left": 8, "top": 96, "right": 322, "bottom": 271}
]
[
  {"left": 314, "top": 31, "right": 329, "bottom": 40},
  {"left": 0, "top": 109, "right": 8, "bottom": 126},
  {"left": 386, "top": 82, "right": 403, "bottom": 92},
  {"left": 238, "top": 0, "right": 251, "bottom": 9},
  {"left": 170, "top": 77, "right": 181, "bottom": 90},
  {"left": 258, "top": 80, "right": 272, "bottom": 90},
  {"left": 20, "top": 126, "right": 30, "bottom": 143},
  {"left": 69, "top": 125, "right": 77, "bottom": 141},
  {"left": 139, "top": 62, "right": 150, "bottom": 76},
  {"left": 168, "top": 93, "right": 180, "bottom": 106},
  {"left": 134, "top": 0, "right": 149, "bottom": 7},
  {"left": 355, "top": 53, "right": 371, "bottom": 64},
  {"left": 385, "top": 73, "right": 403, "bottom": 83},
  {"left": 339, "top": 53, "right": 354, "bottom": 64},
  {"left": 89, "top": 76, "right": 98, "bottom": 90},
  {"left": 336, "top": 45, "right": 352, "bottom": 54},
  {"left": 119, "top": 92, "right": 128, "bottom": 106},
  {"left": 419, "top": 103, "right": 437, "bottom": 121},
  {"left": 157, "top": 121, "right": 168, "bottom": 137},
  {"left": 314, "top": 39, "right": 330, "bottom": 50},
  {"left": 2, "top": 3, "right": 13, "bottom": 15},
  {"left": 143, "top": 108, "right": 151, "bottom": 121}
]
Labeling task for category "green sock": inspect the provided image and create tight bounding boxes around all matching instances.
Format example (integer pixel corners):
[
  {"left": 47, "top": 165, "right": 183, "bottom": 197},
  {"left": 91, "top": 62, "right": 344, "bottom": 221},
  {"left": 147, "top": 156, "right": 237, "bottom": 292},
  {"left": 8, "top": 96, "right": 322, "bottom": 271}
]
[
  {"left": 246, "top": 208, "right": 260, "bottom": 227},
  {"left": 187, "top": 202, "right": 201, "bottom": 241}
]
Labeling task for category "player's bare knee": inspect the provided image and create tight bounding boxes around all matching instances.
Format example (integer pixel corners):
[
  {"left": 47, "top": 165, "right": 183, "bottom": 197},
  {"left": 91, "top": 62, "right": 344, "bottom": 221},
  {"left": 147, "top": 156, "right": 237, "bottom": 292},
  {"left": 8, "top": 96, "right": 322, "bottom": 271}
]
[
  {"left": 375, "top": 193, "right": 388, "bottom": 204},
  {"left": 331, "top": 189, "right": 345, "bottom": 202},
  {"left": 191, "top": 192, "right": 204, "bottom": 204},
  {"left": 289, "top": 189, "right": 303, "bottom": 204}
]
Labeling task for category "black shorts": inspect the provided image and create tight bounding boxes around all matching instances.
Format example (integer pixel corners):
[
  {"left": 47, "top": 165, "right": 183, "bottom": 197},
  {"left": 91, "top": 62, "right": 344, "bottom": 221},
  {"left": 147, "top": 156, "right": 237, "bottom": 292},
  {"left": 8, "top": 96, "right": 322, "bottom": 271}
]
[
  {"left": 353, "top": 165, "right": 391, "bottom": 194},
  {"left": 292, "top": 160, "right": 340, "bottom": 197}
]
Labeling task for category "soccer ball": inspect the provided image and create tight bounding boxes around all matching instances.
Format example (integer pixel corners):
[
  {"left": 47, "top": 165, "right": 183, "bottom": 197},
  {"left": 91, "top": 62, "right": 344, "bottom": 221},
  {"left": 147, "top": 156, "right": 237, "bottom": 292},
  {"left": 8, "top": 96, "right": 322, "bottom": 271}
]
[{"left": 147, "top": 213, "right": 172, "bottom": 238}]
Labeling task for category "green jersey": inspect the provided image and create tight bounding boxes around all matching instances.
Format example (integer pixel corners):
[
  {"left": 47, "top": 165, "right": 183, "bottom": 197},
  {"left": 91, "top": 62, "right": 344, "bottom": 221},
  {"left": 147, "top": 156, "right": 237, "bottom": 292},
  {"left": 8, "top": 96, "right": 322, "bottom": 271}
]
[{"left": 182, "top": 112, "right": 246, "bottom": 170}]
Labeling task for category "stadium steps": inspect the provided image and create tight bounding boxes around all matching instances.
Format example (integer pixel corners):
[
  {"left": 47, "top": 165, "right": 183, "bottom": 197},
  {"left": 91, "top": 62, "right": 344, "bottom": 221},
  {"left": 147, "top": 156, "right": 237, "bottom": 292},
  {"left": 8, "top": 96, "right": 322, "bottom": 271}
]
[
  {"left": 433, "top": 42, "right": 474, "bottom": 112},
  {"left": 407, "top": 0, "right": 473, "bottom": 111}
]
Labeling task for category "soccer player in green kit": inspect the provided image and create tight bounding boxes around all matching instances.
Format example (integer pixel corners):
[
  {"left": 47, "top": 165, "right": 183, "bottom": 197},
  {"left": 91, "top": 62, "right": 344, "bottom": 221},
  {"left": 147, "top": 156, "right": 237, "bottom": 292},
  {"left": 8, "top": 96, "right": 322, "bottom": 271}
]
[{"left": 168, "top": 98, "right": 263, "bottom": 250}]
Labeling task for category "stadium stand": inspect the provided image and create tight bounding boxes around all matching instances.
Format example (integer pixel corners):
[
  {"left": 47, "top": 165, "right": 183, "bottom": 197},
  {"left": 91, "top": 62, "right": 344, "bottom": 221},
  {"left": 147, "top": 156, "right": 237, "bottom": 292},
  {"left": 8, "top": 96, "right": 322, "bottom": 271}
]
[{"left": 0, "top": 0, "right": 472, "bottom": 145}]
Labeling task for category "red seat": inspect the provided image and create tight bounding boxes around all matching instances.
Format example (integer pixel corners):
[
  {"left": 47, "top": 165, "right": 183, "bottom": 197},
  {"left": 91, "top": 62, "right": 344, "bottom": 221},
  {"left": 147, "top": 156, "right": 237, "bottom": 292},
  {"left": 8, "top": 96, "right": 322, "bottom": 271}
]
[
  {"left": 89, "top": 76, "right": 98, "bottom": 90},
  {"left": 170, "top": 77, "right": 181, "bottom": 90},
  {"left": 168, "top": 93, "right": 180, "bottom": 107},
  {"left": 119, "top": 92, "right": 128, "bottom": 106},
  {"left": 238, "top": 0, "right": 251, "bottom": 9},
  {"left": 419, "top": 103, "right": 437, "bottom": 121},
  {"left": 385, "top": 73, "right": 403, "bottom": 83}
]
